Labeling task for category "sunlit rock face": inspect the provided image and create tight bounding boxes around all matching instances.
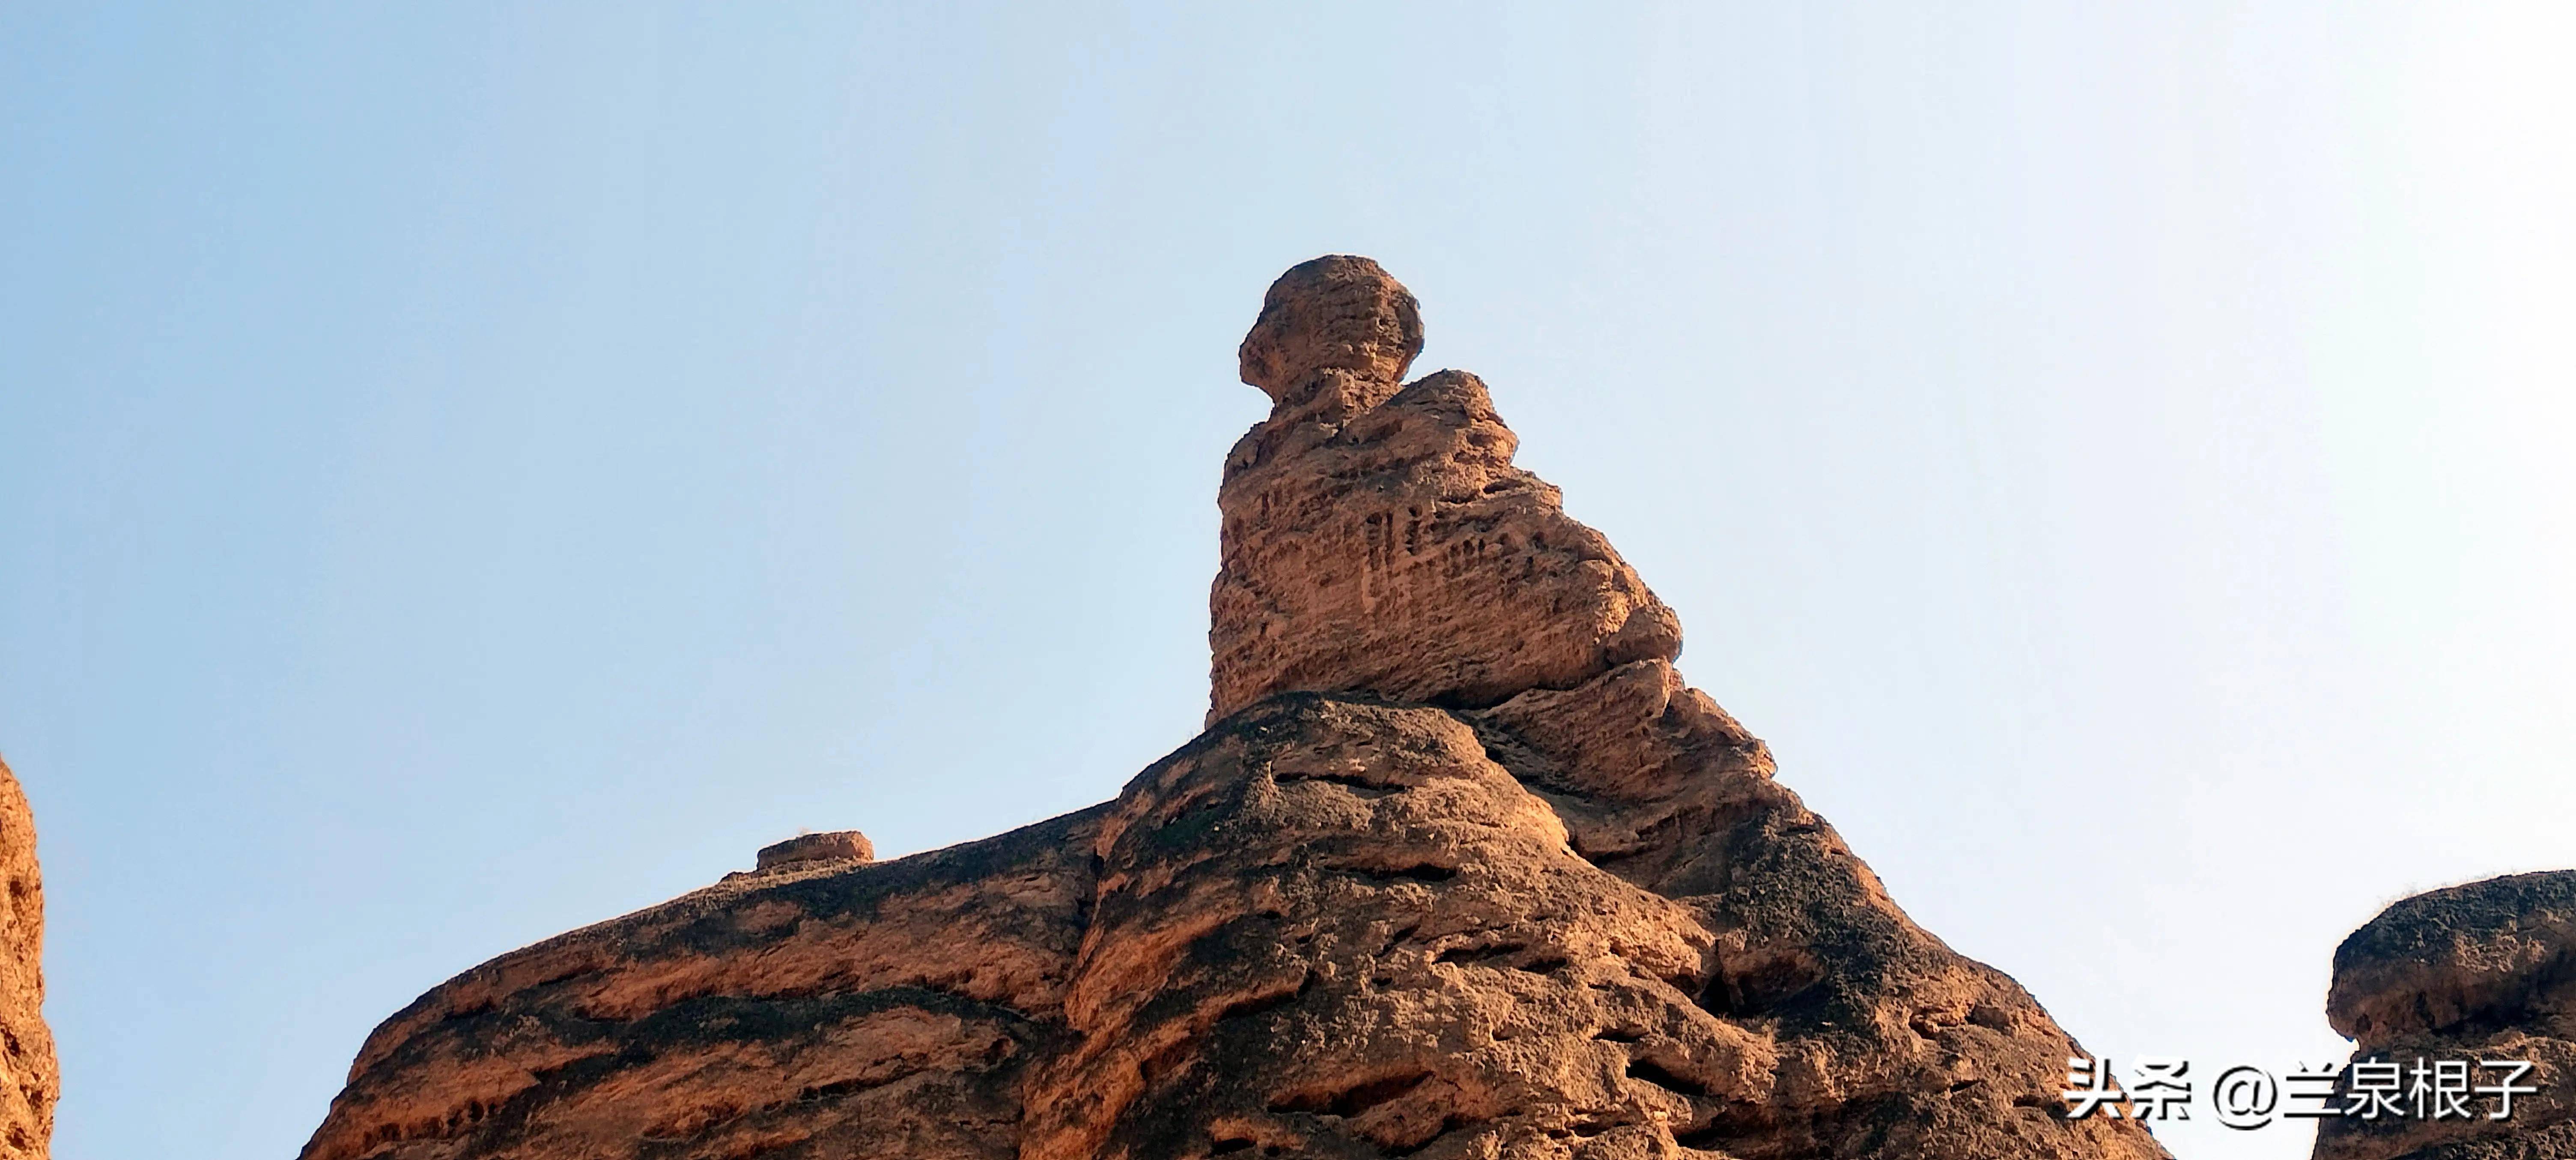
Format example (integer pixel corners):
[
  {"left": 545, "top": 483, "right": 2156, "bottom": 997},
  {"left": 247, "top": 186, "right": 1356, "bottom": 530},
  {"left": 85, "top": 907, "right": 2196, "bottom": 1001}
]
[
  {"left": 298, "top": 258, "right": 2164, "bottom": 1160},
  {"left": 0, "top": 758, "right": 54, "bottom": 1160},
  {"left": 2313, "top": 871, "right": 2576, "bottom": 1160}
]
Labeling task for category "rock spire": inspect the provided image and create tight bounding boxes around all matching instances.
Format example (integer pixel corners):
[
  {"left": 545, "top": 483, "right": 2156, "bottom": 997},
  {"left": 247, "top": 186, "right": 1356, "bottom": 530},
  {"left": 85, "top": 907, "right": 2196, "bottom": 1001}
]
[{"left": 1210, "top": 256, "right": 1683, "bottom": 724}]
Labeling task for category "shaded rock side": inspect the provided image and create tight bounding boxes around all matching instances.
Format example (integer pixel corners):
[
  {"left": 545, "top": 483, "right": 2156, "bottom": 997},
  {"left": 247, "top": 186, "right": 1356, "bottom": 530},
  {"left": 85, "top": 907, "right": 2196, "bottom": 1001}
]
[
  {"left": 0, "top": 758, "right": 52, "bottom": 1160},
  {"left": 2313, "top": 871, "right": 2576, "bottom": 1160},
  {"left": 301, "top": 256, "right": 2162, "bottom": 1160}
]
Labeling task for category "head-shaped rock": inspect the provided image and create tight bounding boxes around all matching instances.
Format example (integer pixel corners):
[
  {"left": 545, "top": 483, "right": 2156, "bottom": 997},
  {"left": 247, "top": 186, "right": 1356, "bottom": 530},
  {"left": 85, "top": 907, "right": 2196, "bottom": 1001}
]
[{"left": 1238, "top": 255, "right": 1425, "bottom": 417}]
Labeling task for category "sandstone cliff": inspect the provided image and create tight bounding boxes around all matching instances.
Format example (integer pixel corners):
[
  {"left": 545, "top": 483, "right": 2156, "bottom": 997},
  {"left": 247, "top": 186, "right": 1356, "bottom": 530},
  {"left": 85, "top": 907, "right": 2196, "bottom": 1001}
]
[
  {"left": 0, "top": 758, "right": 54, "bottom": 1160},
  {"left": 300, "top": 257, "right": 2164, "bottom": 1160},
  {"left": 2313, "top": 871, "right": 2576, "bottom": 1160}
]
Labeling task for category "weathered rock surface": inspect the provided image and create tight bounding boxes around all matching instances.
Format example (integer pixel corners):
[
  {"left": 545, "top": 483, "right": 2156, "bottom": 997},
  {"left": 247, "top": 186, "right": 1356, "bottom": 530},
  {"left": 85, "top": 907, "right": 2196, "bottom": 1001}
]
[
  {"left": 1210, "top": 257, "right": 1679, "bottom": 724},
  {"left": 2314, "top": 871, "right": 2576, "bottom": 1160},
  {"left": 301, "top": 257, "right": 2162, "bottom": 1160},
  {"left": 302, "top": 808, "right": 1106, "bottom": 1160},
  {"left": 0, "top": 758, "right": 54, "bottom": 1160}
]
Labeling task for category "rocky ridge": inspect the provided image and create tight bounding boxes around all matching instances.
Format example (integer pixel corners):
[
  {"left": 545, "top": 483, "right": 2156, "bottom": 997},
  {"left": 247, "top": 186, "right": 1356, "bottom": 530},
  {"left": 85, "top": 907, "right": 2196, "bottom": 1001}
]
[
  {"left": 2312, "top": 871, "right": 2576, "bottom": 1160},
  {"left": 298, "top": 257, "right": 2167, "bottom": 1159}
]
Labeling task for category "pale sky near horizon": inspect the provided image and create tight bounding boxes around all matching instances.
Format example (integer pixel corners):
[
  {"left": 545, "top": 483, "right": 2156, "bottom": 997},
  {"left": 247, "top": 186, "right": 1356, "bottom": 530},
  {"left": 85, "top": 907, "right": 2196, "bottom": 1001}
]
[{"left": 5, "top": 5, "right": 2573, "bottom": 1158}]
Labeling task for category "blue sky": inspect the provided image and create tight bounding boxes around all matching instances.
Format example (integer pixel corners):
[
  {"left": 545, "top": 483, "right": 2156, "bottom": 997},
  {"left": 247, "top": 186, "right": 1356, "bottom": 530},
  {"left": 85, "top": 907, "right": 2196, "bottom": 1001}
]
[{"left": 4, "top": 5, "right": 2571, "bottom": 1158}]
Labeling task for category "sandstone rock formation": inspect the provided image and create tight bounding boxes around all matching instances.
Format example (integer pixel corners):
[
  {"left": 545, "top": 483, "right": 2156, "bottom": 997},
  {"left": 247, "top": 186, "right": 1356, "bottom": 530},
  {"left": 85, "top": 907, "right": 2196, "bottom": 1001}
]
[
  {"left": 2313, "top": 871, "right": 2576, "bottom": 1160},
  {"left": 0, "top": 757, "right": 54, "bottom": 1160},
  {"left": 300, "top": 257, "right": 2163, "bottom": 1160}
]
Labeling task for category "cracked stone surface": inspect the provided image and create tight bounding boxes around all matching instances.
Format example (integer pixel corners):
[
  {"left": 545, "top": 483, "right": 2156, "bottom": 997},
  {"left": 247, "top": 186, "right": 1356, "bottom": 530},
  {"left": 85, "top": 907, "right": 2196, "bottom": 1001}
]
[{"left": 299, "top": 256, "right": 2165, "bottom": 1160}]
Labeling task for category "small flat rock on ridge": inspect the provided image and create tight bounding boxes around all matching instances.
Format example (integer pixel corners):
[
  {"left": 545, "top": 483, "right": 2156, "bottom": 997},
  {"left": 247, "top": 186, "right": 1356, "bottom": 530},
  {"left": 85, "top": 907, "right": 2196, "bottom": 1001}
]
[{"left": 757, "top": 830, "right": 876, "bottom": 871}]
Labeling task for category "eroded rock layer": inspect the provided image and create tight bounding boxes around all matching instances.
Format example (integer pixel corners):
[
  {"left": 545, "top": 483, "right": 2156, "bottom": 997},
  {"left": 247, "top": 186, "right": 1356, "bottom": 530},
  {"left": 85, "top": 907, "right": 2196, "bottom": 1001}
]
[
  {"left": 301, "top": 257, "right": 2162, "bottom": 1160},
  {"left": 2314, "top": 871, "right": 2576, "bottom": 1160},
  {"left": 301, "top": 807, "right": 1105, "bottom": 1160},
  {"left": 0, "top": 758, "right": 53, "bottom": 1160}
]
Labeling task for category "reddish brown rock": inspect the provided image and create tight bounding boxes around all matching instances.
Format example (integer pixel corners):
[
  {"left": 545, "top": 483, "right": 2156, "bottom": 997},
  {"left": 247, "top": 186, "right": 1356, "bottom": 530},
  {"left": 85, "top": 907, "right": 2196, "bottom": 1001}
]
[
  {"left": 0, "top": 757, "right": 54, "bottom": 1160},
  {"left": 2312, "top": 871, "right": 2576, "bottom": 1160},
  {"left": 300, "top": 808, "right": 1105, "bottom": 1160},
  {"left": 300, "top": 257, "right": 2163, "bottom": 1160},
  {"left": 1210, "top": 257, "right": 1681, "bottom": 724},
  {"left": 1017, "top": 694, "right": 2154, "bottom": 1159}
]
